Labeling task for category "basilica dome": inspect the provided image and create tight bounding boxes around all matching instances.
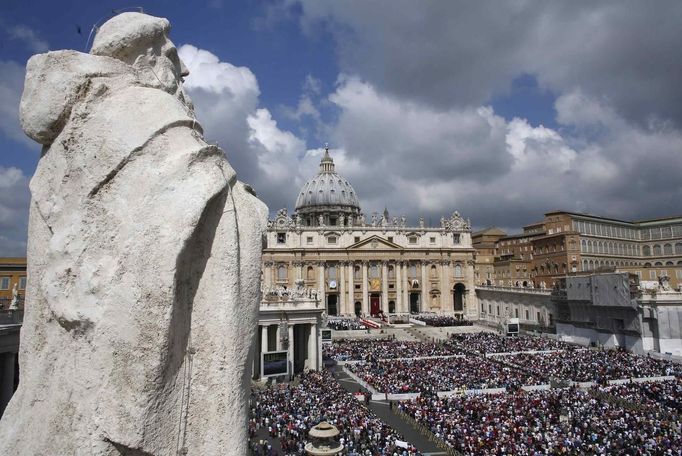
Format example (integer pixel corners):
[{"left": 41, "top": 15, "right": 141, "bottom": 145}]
[{"left": 294, "top": 148, "right": 361, "bottom": 226}]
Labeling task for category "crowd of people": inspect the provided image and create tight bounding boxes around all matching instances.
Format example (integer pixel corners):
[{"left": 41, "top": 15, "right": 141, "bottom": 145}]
[
  {"left": 324, "top": 339, "right": 461, "bottom": 361},
  {"left": 447, "top": 332, "right": 576, "bottom": 354},
  {"left": 504, "top": 349, "right": 682, "bottom": 383},
  {"left": 599, "top": 379, "right": 681, "bottom": 414},
  {"left": 411, "top": 313, "right": 473, "bottom": 327},
  {"left": 347, "top": 357, "right": 544, "bottom": 393},
  {"left": 398, "top": 384, "right": 682, "bottom": 455},
  {"left": 250, "top": 370, "right": 421, "bottom": 455},
  {"left": 326, "top": 317, "right": 367, "bottom": 331}
]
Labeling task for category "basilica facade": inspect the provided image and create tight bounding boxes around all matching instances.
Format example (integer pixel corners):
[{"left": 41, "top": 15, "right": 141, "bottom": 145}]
[{"left": 262, "top": 148, "right": 479, "bottom": 320}]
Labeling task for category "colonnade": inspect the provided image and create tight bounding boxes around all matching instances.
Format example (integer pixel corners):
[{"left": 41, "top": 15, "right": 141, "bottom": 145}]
[{"left": 265, "top": 260, "right": 474, "bottom": 316}]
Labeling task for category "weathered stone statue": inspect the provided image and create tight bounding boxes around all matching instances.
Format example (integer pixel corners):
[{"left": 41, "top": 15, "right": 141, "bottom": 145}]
[{"left": 0, "top": 12, "right": 267, "bottom": 456}]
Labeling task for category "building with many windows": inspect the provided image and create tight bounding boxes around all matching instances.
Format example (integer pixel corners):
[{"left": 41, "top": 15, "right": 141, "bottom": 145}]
[
  {"left": 473, "top": 211, "right": 682, "bottom": 290},
  {"left": 261, "top": 148, "right": 478, "bottom": 320}
]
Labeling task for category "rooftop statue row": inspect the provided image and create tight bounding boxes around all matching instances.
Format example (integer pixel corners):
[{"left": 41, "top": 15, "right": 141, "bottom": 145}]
[{"left": 268, "top": 208, "right": 471, "bottom": 232}]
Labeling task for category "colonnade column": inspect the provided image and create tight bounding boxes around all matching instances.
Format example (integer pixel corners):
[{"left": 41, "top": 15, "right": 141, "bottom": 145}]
[
  {"left": 402, "top": 262, "right": 409, "bottom": 313},
  {"left": 318, "top": 261, "right": 325, "bottom": 311},
  {"left": 264, "top": 261, "right": 273, "bottom": 288},
  {"left": 442, "top": 261, "right": 450, "bottom": 312},
  {"left": 348, "top": 263, "right": 355, "bottom": 316},
  {"left": 308, "top": 323, "right": 318, "bottom": 370},
  {"left": 276, "top": 324, "right": 282, "bottom": 351},
  {"left": 339, "top": 262, "right": 346, "bottom": 315},
  {"left": 287, "top": 325, "right": 295, "bottom": 379},
  {"left": 396, "top": 262, "right": 402, "bottom": 314},
  {"left": 361, "top": 261, "right": 369, "bottom": 316},
  {"left": 421, "top": 261, "right": 428, "bottom": 312},
  {"left": 381, "top": 261, "right": 389, "bottom": 313}
]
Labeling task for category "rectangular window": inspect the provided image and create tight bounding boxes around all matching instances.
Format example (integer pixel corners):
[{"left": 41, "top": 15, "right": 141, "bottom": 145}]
[
  {"left": 388, "top": 236, "right": 393, "bottom": 243},
  {"left": 453, "top": 233, "right": 460, "bottom": 244},
  {"left": 430, "top": 237, "right": 436, "bottom": 244},
  {"left": 0, "top": 277, "right": 9, "bottom": 290},
  {"left": 19, "top": 276, "right": 26, "bottom": 290},
  {"left": 276, "top": 232, "right": 286, "bottom": 244},
  {"left": 514, "top": 309, "right": 519, "bottom": 318},
  {"left": 525, "top": 310, "right": 529, "bottom": 320},
  {"left": 650, "top": 270, "right": 656, "bottom": 279},
  {"left": 328, "top": 236, "right": 337, "bottom": 244},
  {"left": 354, "top": 236, "right": 360, "bottom": 243},
  {"left": 409, "top": 236, "right": 417, "bottom": 244},
  {"left": 306, "top": 236, "right": 313, "bottom": 244}
]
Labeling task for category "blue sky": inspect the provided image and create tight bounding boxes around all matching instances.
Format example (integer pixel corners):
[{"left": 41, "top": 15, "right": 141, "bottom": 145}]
[{"left": 1, "top": 1, "right": 682, "bottom": 255}]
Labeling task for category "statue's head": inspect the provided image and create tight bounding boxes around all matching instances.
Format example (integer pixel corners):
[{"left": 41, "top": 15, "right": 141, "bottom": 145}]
[{"left": 92, "top": 12, "right": 190, "bottom": 100}]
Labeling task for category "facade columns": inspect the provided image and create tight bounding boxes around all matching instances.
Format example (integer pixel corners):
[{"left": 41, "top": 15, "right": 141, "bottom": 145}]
[
  {"left": 348, "top": 262, "right": 355, "bottom": 316},
  {"left": 339, "top": 262, "right": 346, "bottom": 315},
  {"left": 261, "top": 325, "right": 269, "bottom": 353},
  {"left": 442, "top": 261, "right": 451, "bottom": 312},
  {"left": 361, "top": 261, "right": 369, "bottom": 315},
  {"left": 307, "top": 323, "right": 318, "bottom": 370},
  {"left": 264, "top": 262, "right": 273, "bottom": 288},
  {"left": 276, "top": 324, "right": 282, "bottom": 351},
  {"left": 381, "top": 261, "right": 389, "bottom": 312},
  {"left": 396, "top": 262, "right": 402, "bottom": 314},
  {"left": 402, "top": 262, "right": 409, "bottom": 313},
  {"left": 287, "top": 325, "right": 295, "bottom": 379},
  {"left": 421, "top": 261, "right": 428, "bottom": 312},
  {"left": 318, "top": 261, "right": 325, "bottom": 310}
]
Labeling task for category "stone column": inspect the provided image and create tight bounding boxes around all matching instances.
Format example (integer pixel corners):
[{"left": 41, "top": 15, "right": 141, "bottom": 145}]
[
  {"left": 421, "top": 261, "right": 428, "bottom": 312},
  {"left": 402, "top": 262, "right": 409, "bottom": 313},
  {"left": 361, "top": 261, "right": 369, "bottom": 316},
  {"left": 287, "top": 324, "right": 295, "bottom": 379},
  {"left": 0, "top": 352, "right": 16, "bottom": 416},
  {"left": 276, "top": 324, "right": 282, "bottom": 351},
  {"left": 307, "top": 322, "right": 317, "bottom": 370},
  {"left": 381, "top": 261, "right": 389, "bottom": 313},
  {"left": 348, "top": 262, "right": 355, "bottom": 316},
  {"left": 338, "top": 261, "right": 346, "bottom": 315},
  {"left": 264, "top": 261, "right": 273, "bottom": 288},
  {"left": 261, "top": 325, "right": 269, "bottom": 353},
  {"left": 318, "top": 261, "right": 325, "bottom": 309},
  {"left": 442, "top": 261, "right": 450, "bottom": 312},
  {"left": 394, "top": 263, "right": 399, "bottom": 311}
]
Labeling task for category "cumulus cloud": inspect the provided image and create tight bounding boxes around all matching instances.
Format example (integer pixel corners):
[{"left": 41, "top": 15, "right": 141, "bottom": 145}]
[
  {"left": 0, "top": 167, "right": 30, "bottom": 256},
  {"left": 6, "top": 25, "right": 48, "bottom": 53},
  {"left": 178, "top": 44, "right": 308, "bottom": 211},
  {"left": 0, "top": 60, "right": 32, "bottom": 147},
  {"left": 290, "top": 1, "right": 682, "bottom": 128}
]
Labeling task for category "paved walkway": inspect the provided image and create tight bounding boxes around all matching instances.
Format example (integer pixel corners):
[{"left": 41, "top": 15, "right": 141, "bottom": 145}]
[{"left": 331, "top": 365, "right": 445, "bottom": 455}]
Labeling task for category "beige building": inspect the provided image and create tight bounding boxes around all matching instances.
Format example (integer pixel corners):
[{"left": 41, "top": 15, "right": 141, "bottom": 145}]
[
  {"left": 262, "top": 148, "right": 478, "bottom": 319},
  {"left": 473, "top": 211, "right": 682, "bottom": 290}
]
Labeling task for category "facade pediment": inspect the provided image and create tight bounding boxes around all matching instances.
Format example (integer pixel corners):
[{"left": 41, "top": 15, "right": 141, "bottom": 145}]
[{"left": 347, "top": 235, "right": 403, "bottom": 251}]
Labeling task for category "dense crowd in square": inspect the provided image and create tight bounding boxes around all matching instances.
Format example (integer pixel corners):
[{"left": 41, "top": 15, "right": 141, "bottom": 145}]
[
  {"left": 326, "top": 317, "right": 367, "bottom": 331},
  {"left": 446, "top": 332, "right": 577, "bottom": 354},
  {"left": 323, "top": 339, "right": 461, "bottom": 361},
  {"left": 398, "top": 384, "right": 682, "bottom": 455},
  {"left": 411, "top": 313, "right": 474, "bottom": 327},
  {"left": 346, "top": 357, "right": 544, "bottom": 393},
  {"left": 599, "top": 380, "right": 681, "bottom": 415},
  {"left": 250, "top": 370, "right": 422, "bottom": 455},
  {"left": 505, "top": 350, "right": 682, "bottom": 383}
]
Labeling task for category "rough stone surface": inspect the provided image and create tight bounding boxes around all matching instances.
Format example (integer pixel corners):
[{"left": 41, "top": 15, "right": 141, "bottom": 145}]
[{"left": 0, "top": 12, "right": 267, "bottom": 456}]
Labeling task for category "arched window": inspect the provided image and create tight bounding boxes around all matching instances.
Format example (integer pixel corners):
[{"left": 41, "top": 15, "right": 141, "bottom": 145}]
[
  {"left": 430, "top": 265, "right": 437, "bottom": 278},
  {"left": 277, "top": 265, "right": 287, "bottom": 280},
  {"left": 409, "top": 264, "right": 417, "bottom": 277},
  {"left": 581, "top": 240, "right": 587, "bottom": 252},
  {"left": 369, "top": 264, "right": 379, "bottom": 278},
  {"left": 306, "top": 266, "right": 314, "bottom": 281},
  {"left": 643, "top": 245, "right": 651, "bottom": 256},
  {"left": 664, "top": 244, "right": 673, "bottom": 255},
  {"left": 354, "top": 265, "right": 361, "bottom": 280},
  {"left": 676, "top": 243, "right": 682, "bottom": 254},
  {"left": 654, "top": 262, "right": 663, "bottom": 267},
  {"left": 653, "top": 245, "right": 662, "bottom": 256},
  {"left": 388, "top": 265, "right": 395, "bottom": 279},
  {"left": 328, "top": 265, "right": 337, "bottom": 279},
  {"left": 454, "top": 264, "right": 462, "bottom": 277},
  {"left": 582, "top": 259, "right": 588, "bottom": 271}
]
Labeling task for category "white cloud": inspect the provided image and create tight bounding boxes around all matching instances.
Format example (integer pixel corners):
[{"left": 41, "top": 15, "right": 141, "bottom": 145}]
[
  {"left": 7, "top": 25, "right": 48, "bottom": 53},
  {"left": 0, "top": 60, "right": 32, "bottom": 147}
]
